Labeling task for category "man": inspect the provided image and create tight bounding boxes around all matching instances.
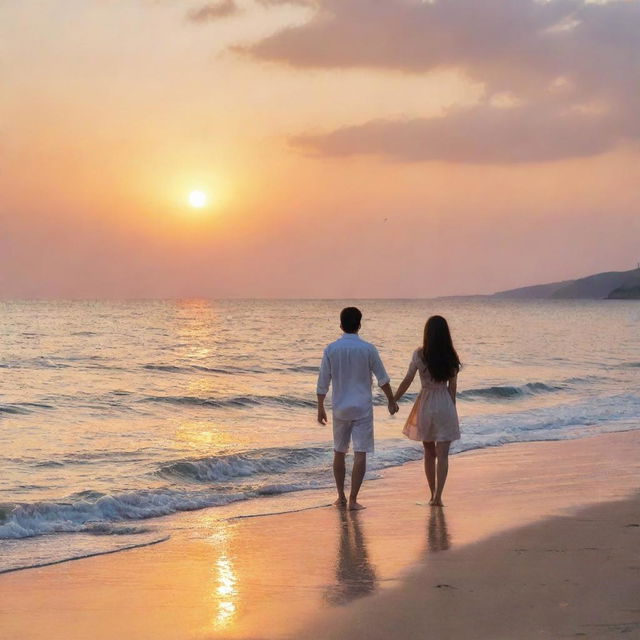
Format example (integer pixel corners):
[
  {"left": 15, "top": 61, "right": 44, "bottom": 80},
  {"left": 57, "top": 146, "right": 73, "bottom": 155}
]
[{"left": 317, "top": 307, "right": 398, "bottom": 510}]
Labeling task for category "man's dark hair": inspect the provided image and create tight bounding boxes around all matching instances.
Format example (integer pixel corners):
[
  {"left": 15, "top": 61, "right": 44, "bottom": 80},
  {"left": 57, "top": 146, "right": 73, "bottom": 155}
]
[{"left": 340, "top": 307, "right": 362, "bottom": 333}]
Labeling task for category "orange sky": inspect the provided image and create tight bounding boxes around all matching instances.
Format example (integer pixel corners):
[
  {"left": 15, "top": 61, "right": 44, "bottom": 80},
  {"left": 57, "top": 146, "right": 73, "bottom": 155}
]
[{"left": 2, "top": 0, "right": 639, "bottom": 298}]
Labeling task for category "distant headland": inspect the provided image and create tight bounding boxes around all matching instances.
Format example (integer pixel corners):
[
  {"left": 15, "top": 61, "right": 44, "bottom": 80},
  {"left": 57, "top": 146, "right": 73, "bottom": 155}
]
[{"left": 493, "top": 267, "right": 640, "bottom": 300}]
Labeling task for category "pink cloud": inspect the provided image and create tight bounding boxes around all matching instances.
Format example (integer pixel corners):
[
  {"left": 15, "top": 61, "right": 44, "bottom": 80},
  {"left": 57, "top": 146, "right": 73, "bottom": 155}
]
[
  {"left": 188, "top": 0, "right": 238, "bottom": 22},
  {"left": 239, "top": 0, "right": 640, "bottom": 163}
]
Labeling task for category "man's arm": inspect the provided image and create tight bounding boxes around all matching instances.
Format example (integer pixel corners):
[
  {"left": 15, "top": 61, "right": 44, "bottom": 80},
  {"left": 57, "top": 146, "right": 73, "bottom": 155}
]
[
  {"left": 317, "top": 393, "right": 328, "bottom": 425},
  {"left": 370, "top": 347, "right": 398, "bottom": 415},
  {"left": 316, "top": 350, "right": 331, "bottom": 425}
]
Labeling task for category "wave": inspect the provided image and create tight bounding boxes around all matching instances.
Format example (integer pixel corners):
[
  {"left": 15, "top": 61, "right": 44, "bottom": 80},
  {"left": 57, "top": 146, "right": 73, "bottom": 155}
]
[
  {"left": 159, "top": 446, "right": 326, "bottom": 483},
  {"left": 30, "top": 450, "right": 152, "bottom": 469},
  {"left": 84, "top": 524, "right": 156, "bottom": 536},
  {"left": 0, "top": 402, "right": 55, "bottom": 415},
  {"left": 0, "top": 446, "right": 327, "bottom": 539},
  {"left": 0, "top": 442, "right": 425, "bottom": 540},
  {"left": 0, "top": 478, "right": 344, "bottom": 541},
  {"left": 459, "top": 382, "right": 562, "bottom": 400},
  {"left": 0, "top": 356, "right": 111, "bottom": 370},
  {"left": 194, "top": 365, "right": 260, "bottom": 374},
  {"left": 143, "top": 364, "right": 187, "bottom": 373},
  {"left": 141, "top": 394, "right": 316, "bottom": 409},
  {"left": 144, "top": 363, "right": 265, "bottom": 375},
  {"left": 24, "top": 357, "right": 71, "bottom": 369},
  {"left": 563, "top": 376, "right": 602, "bottom": 384},
  {"left": 143, "top": 363, "right": 318, "bottom": 375},
  {"left": 0, "top": 404, "right": 30, "bottom": 415},
  {"left": 285, "top": 365, "right": 319, "bottom": 374},
  {"left": 0, "top": 535, "right": 169, "bottom": 575},
  {"left": 144, "top": 363, "right": 269, "bottom": 375},
  {"left": 0, "top": 488, "right": 245, "bottom": 540}
]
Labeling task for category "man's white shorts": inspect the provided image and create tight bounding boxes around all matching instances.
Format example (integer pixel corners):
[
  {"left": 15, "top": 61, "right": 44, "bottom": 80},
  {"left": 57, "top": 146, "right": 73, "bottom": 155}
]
[{"left": 332, "top": 411, "right": 374, "bottom": 453}]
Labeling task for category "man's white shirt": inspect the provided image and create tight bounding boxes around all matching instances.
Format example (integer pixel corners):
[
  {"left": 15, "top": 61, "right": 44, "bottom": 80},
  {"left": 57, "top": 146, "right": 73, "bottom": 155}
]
[{"left": 317, "top": 333, "right": 390, "bottom": 420}]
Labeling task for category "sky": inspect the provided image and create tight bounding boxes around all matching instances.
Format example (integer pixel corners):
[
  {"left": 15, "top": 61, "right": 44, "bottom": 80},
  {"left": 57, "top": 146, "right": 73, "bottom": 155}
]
[{"left": 1, "top": 0, "right": 639, "bottom": 298}]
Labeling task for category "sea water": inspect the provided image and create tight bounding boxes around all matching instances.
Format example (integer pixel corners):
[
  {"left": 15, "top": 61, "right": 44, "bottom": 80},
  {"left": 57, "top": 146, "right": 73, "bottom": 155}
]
[{"left": 1, "top": 299, "right": 638, "bottom": 571}]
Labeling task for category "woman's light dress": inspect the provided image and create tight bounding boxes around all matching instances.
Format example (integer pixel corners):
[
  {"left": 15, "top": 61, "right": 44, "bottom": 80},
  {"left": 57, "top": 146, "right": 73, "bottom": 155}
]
[{"left": 402, "top": 349, "right": 460, "bottom": 443}]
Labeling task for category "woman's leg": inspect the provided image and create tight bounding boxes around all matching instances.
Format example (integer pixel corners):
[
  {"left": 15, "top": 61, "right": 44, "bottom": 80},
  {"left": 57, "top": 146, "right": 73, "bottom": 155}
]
[
  {"left": 433, "top": 441, "right": 451, "bottom": 506},
  {"left": 423, "top": 441, "right": 436, "bottom": 502}
]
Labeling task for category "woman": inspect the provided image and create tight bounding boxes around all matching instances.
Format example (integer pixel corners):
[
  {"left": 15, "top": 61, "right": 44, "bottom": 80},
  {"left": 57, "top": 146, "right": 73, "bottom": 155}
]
[{"left": 394, "top": 315, "right": 460, "bottom": 506}]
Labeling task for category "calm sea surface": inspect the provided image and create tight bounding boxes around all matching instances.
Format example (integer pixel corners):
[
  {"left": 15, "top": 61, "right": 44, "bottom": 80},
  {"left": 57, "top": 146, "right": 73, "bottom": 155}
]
[{"left": 1, "top": 299, "right": 639, "bottom": 571}]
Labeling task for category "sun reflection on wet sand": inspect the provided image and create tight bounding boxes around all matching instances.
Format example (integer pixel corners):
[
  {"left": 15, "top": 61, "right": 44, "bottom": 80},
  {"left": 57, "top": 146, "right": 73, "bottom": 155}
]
[
  {"left": 214, "top": 555, "right": 238, "bottom": 628},
  {"left": 204, "top": 519, "right": 240, "bottom": 632}
]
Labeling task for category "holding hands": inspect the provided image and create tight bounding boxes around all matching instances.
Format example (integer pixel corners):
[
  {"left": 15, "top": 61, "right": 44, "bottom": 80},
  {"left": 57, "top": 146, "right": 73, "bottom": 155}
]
[
  {"left": 380, "top": 382, "right": 399, "bottom": 416},
  {"left": 317, "top": 387, "right": 399, "bottom": 425}
]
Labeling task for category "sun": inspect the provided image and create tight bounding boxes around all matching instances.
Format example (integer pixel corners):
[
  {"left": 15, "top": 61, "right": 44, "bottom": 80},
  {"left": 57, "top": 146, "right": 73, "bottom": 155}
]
[{"left": 188, "top": 190, "right": 207, "bottom": 208}]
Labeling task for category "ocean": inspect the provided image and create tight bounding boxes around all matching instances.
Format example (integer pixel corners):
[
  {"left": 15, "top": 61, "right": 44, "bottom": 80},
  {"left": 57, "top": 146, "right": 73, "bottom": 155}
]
[{"left": 1, "top": 299, "right": 638, "bottom": 573}]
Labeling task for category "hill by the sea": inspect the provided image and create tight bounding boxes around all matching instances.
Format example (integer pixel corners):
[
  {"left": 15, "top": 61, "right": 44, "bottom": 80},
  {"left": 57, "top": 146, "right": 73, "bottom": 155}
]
[{"left": 494, "top": 268, "right": 640, "bottom": 300}]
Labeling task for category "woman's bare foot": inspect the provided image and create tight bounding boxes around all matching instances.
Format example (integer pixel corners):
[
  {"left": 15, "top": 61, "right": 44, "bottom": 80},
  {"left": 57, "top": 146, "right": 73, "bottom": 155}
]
[
  {"left": 334, "top": 496, "right": 347, "bottom": 506},
  {"left": 348, "top": 499, "right": 366, "bottom": 511},
  {"left": 428, "top": 495, "right": 435, "bottom": 505},
  {"left": 431, "top": 497, "right": 444, "bottom": 507}
]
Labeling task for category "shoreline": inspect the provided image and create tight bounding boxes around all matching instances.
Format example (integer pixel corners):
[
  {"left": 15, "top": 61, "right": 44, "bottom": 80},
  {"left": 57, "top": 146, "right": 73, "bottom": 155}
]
[
  {"left": 4, "top": 422, "right": 639, "bottom": 572},
  {"left": 1, "top": 429, "right": 639, "bottom": 639}
]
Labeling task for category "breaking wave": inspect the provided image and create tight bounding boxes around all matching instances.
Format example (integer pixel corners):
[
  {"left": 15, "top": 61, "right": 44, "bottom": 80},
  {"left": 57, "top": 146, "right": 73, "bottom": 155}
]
[{"left": 459, "top": 382, "right": 562, "bottom": 400}]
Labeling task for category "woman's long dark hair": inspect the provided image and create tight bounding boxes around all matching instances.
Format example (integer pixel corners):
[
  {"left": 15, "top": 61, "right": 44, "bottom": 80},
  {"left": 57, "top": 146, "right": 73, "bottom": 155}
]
[{"left": 422, "top": 315, "right": 460, "bottom": 382}]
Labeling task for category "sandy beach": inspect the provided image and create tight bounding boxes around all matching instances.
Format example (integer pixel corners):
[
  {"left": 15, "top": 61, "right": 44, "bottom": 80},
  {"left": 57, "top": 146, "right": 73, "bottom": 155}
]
[{"left": 1, "top": 429, "right": 639, "bottom": 640}]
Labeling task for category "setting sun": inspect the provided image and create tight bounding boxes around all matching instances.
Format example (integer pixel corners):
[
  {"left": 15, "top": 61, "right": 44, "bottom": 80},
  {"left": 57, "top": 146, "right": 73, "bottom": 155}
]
[{"left": 188, "top": 190, "right": 207, "bottom": 208}]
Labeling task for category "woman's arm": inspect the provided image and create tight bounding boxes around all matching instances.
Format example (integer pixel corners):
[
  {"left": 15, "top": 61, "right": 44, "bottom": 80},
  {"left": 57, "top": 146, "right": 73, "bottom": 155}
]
[
  {"left": 394, "top": 352, "right": 419, "bottom": 403},
  {"left": 447, "top": 374, "right": 458, "bottom": 405},
  {"left": 394, "top": 371, "right": 416, "bottom": 403}
]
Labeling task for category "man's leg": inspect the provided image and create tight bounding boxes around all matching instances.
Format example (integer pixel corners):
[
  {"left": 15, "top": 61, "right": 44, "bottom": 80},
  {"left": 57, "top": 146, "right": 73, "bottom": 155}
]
[
  {"left": 349, "top": 452, "right": 366, "bottom": 510},
  {"left": 348, "top": 412, "right": 373, "bottom": 510},
  {"left": 332, "top": 417, "right": 350, "bottom": 506},
  {"left": 333, "top": 451, "right": 347, "bottom": 505}
]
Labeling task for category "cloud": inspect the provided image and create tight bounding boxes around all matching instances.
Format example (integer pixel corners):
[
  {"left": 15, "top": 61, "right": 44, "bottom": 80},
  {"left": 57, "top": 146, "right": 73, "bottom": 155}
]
[
  {"left": 188, "top": 0, "right": 239, "bottom": 22},
  {"left": 239, "top": 0, "right": 640, "bottom": 163},
  {"left": 292, "top": 103, "right": 621, "bottom": 163},
  {"left": 254, "top": 0, "right": 316, "bottom": 5}
]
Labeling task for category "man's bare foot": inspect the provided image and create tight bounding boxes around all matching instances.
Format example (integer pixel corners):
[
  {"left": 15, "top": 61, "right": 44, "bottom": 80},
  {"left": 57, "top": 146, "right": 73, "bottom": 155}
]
[
  {"left": 431, "top": 498, "right": 444, "bottom": 507},
  {"left": 428, "top": 496, "right": 435, "bottom": 505},
  {"left": 334, "top": 497, "right": 347, "bottom": 506},
  {"left": 348, "top": 500, "right": 366, "bottom": 511}
]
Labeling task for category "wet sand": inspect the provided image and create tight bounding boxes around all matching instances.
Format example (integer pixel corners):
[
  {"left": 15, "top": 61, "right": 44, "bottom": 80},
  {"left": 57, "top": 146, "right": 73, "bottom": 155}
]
[
  {"left": 1, "top": 429, "right": 639, "bottom": 640},
  {"left": 303, "top": 488, "right": 640, "bottom": 640}
]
